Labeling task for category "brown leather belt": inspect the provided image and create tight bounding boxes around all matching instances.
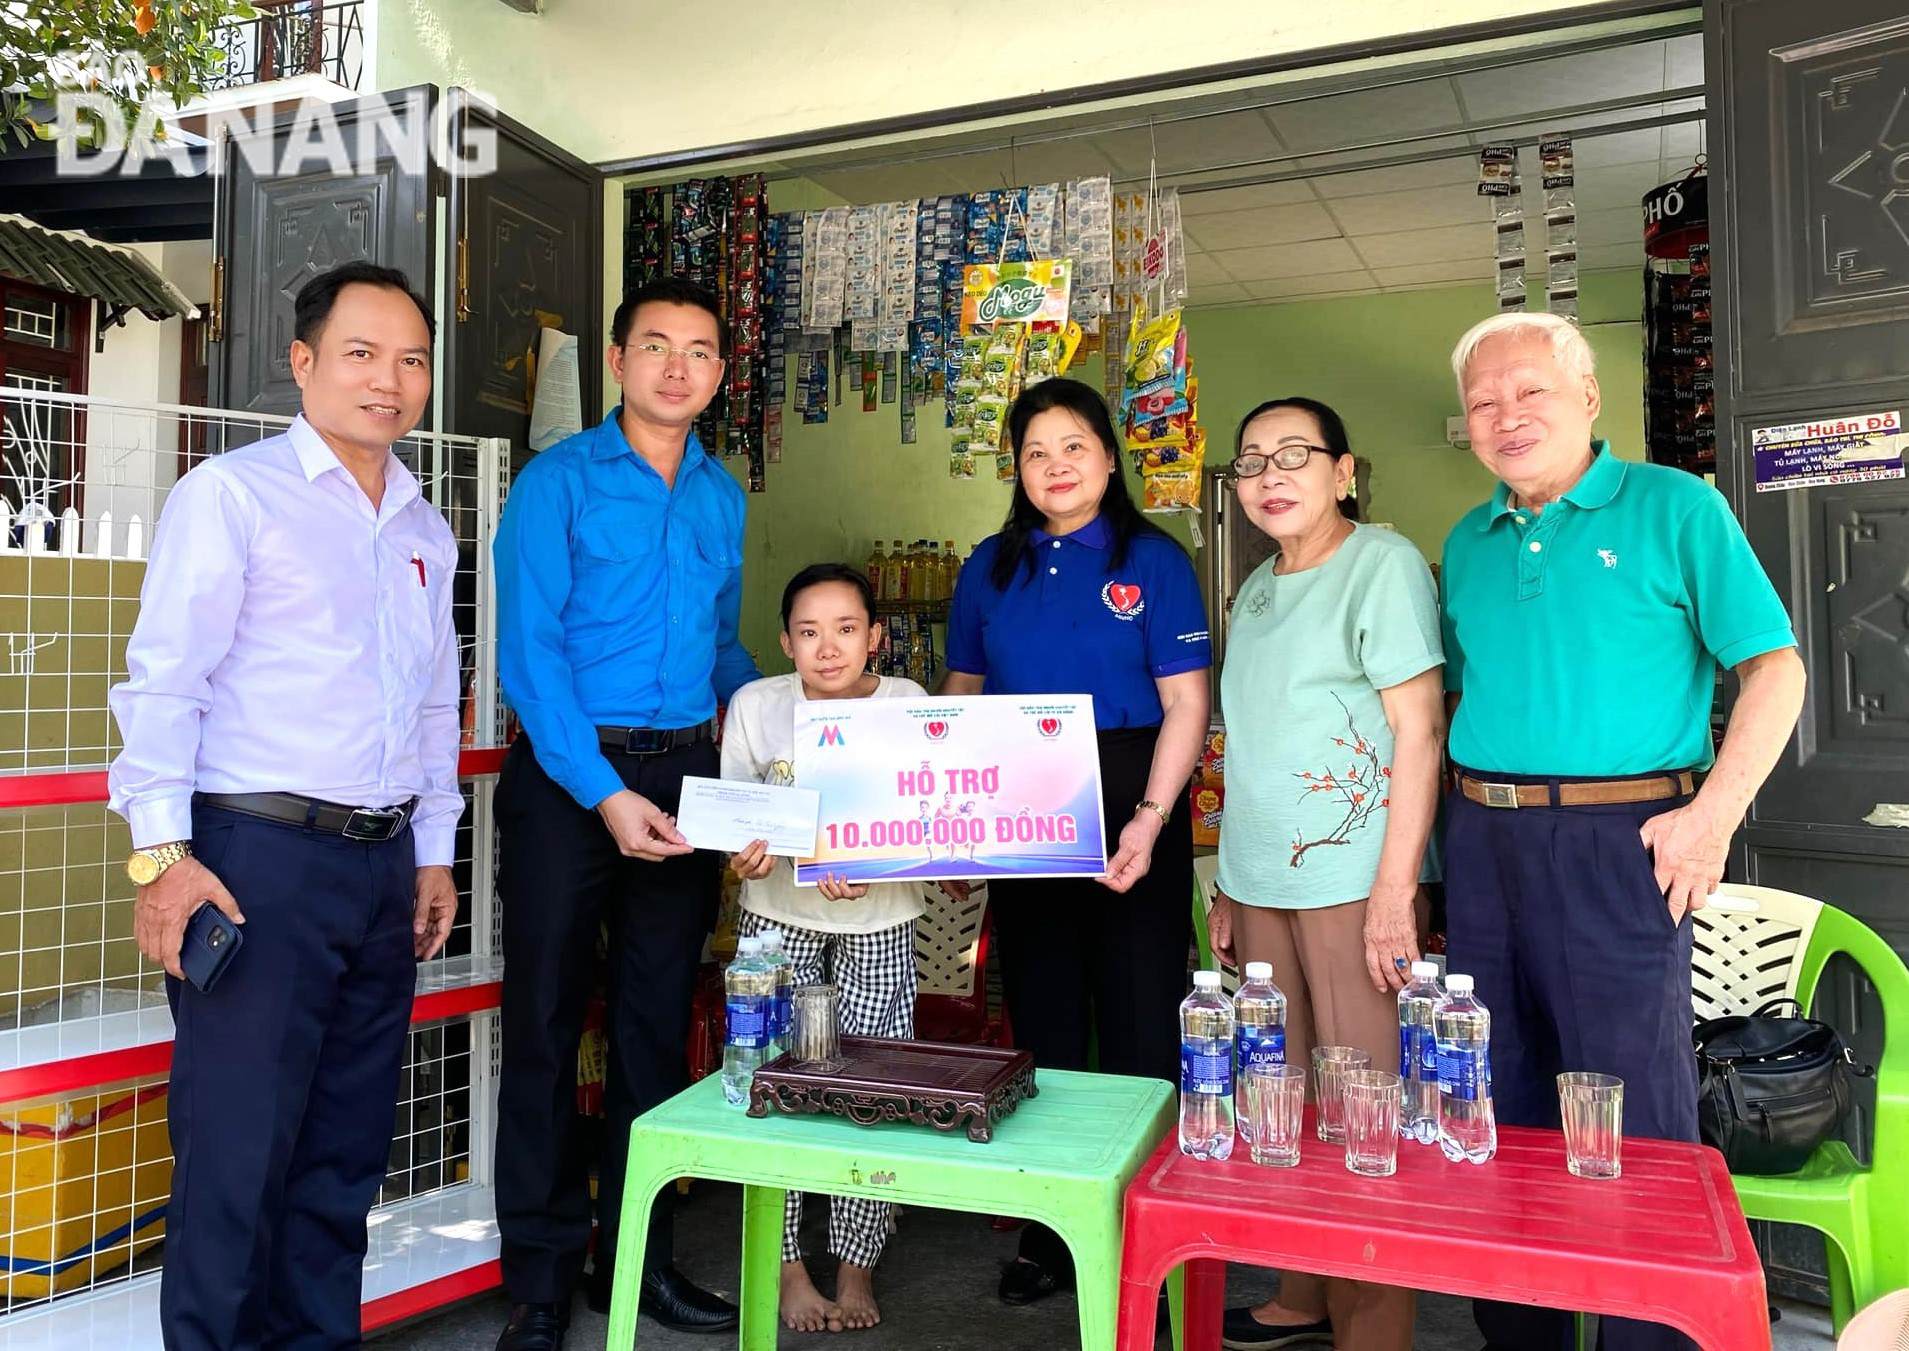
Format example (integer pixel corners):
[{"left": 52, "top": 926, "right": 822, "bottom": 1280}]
[{"left": 1458, "top": 771, "right": 1695, "bottom": 809}]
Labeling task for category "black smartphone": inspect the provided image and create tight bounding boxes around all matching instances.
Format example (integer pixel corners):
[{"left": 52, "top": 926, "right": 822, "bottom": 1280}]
[{"left": 180, "top": 902, "right": 243, "bottom": 994}]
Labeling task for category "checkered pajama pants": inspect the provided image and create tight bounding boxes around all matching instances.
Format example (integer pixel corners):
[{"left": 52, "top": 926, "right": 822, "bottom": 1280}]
[{"left": 738, "top": 910, "right": 917, "bottom": 1268}]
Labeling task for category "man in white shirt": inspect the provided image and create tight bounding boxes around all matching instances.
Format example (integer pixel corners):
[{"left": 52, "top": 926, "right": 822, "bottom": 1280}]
[{"left": 108, "top": 262, "right": 463, "bottom": 1351}]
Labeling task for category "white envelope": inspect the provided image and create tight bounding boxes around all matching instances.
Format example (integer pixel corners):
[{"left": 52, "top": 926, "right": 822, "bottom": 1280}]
[{"left": 675, "top": 776, "right": 820, "bottom": 857}]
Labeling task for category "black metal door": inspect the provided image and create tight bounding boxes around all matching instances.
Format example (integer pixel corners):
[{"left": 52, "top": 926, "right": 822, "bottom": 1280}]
[
  {"left": 209, "top": 86, "right": 436, "bottom": 422},
  {"left": 1707, "top": 0, "right": 1909, "bottom": 1298},
  {"left": 1708, "top": 0, "right": 1909, "bottom": 943},
  {"left": 441, "top": 89, "right": 602, "bottom": 469}
]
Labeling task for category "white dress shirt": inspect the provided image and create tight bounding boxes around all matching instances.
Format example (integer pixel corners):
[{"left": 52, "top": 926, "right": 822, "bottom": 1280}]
[{"left": 109, "top": 415, "right": 464, "bottom": 866}]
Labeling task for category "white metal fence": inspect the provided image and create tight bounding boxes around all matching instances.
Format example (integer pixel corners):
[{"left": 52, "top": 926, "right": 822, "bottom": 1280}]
[{"left": 0, "top": 387, "right": 510, "bottom": 1316}]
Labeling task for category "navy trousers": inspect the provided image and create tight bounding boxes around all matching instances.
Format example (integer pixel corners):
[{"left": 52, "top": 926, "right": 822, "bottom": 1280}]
[
  {"left": 492, "top": 737, "right": 722, "bottom": 1302},
  {"left": 161, "top": 805, "right": 417, "bottom": 1351},
  {"left": 1443, "top": 774, "right": 1701, "bottom": 1351}
]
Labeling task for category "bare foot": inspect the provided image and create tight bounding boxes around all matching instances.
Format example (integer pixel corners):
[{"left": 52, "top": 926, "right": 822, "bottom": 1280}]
[
  {"left": 1249, "top": 1297, "right": 1328, "bottom": 1327},
  {"left": 781, "top": 1260, "right": 842, "bottom": 1333},
  {"left": 834, "top": 1262, "right": 881, "bottom": 1330}
]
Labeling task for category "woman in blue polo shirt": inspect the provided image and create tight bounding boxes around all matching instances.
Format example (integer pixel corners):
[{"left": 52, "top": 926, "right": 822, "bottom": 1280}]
[{"left": 943, "top": 376, "right": 1211, "bottom": 1305}]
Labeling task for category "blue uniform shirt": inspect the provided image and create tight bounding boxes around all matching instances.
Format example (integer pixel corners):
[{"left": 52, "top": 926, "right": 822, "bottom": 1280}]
[
  {"left": 495, "top": 410, "right": 759, "bottom": 809},
  {"left": 946, "top": 515, "right": 1211, "bottom": 728}
]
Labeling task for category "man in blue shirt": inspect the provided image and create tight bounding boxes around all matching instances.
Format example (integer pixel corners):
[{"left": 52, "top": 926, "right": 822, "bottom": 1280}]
[{"left": 491, "top": 276, "right": 757, "bottom": 1349}]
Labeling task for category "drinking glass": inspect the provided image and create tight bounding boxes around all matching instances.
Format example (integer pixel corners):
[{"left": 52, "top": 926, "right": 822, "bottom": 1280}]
[
  {"left": 1246, "top": 1063, "right": 1307, "bottom": 1167},
  {"left": 791, "top": 984, "right": 844, "bottom": 1071},
  {"left": 1312, "top": 1046, "right": 1371, "bottom": 1143},
  {"left": 1558, "top": 1072, "right": 1624, "bottom": 1178},
  {"left": 1342, "top": 1069, "right": 1403, "bottom": 1177}
]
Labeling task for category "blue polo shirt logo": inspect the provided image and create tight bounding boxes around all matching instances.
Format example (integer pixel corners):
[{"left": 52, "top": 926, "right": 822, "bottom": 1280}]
[{"left": 1102, "top": 581, "right": 1144, "bottom": 620}]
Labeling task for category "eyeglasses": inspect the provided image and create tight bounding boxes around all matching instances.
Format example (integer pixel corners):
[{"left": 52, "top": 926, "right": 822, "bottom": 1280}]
[
  {"left": 621, "top": 341, "right": 721, "bottom": 366},
  {"left": 1230, "top": 445, "right": 1334, "bottom": 479}
]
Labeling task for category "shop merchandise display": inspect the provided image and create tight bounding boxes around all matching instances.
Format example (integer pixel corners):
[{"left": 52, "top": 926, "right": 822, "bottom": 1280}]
[
  {"left": 1540, "top": 135, "right": 1579, "bottom": 322},
  {"left": 1642, "top": 169, "right": 1714, "bottom": 475},
  {"left": 1121, "top": 304, "right": 1206, "bottom": 511},
  {"left": 864, "top": 539, "right": 966, "bottom": 685},
  {"left": 623, "top": 175, "right": 772, "bottom": 489},
  {"left": 1188, "top": 728, "right": 1224, "bottom": 847},
  {"left": 762, "top": 178, "right": 1179, "bottom": 480},
  {"left": 1479, "top": 144, "right": 1527, "bottom": 314}
]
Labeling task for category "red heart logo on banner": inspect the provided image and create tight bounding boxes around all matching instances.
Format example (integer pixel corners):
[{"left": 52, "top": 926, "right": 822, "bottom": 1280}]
[
  {"left": 926, "top": 721, "right": 948, "bottom": 740},
  {"left": 1108, "top": 584, "right": 1142, "bottom": 613},
  {"left": 1039, "top": 717, "right": 1060, "bottom": 737}
]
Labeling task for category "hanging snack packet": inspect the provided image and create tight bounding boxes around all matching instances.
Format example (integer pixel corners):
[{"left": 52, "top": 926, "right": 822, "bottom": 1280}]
[
  {"left": 1496, "top": 255, "right": 1527, "bottom": 302},
  {"left": 949, "top": 434, "right": 977, "bottom": 480},
  {"left": 1541, "top": 133, "right": 1576, "bottom": 216},
  {"left": 982, "top": 324, "right": 1028, "bottom": 401},
  {"left": 1121, "top": 307, "right": 1185, "bottom": 413},
  {"left": 1023, "top": 327, "right": 1066, "bottom": 386},
  {"left": 1477, "top": 144, "right": 1520, "bottom": 196},
  {"left": 972, "top": 394, "right": 1010, "bottom": 452}
]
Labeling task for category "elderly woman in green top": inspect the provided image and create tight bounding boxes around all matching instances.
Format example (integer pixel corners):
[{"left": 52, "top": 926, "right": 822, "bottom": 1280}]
[{"left": 1207, "top": 397, "right": 1444, "bottom": 1351}]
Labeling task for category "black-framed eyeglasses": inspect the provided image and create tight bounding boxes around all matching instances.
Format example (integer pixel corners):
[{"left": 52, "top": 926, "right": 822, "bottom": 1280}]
[
  {"left": 621, "top": 341, "right": 721, "bottom": 366},
  {"left": 1230, "top": 445, "right": 1333, "bottom": 479}
]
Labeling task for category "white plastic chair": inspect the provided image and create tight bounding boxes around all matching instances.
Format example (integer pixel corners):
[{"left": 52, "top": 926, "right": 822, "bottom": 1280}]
[{"left": 1692, "top": 883, "right": 1825, "bottom": 1022}]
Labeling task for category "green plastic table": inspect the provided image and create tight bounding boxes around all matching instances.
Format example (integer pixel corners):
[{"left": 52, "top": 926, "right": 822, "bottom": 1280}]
[{"left": 604, "top": 1069, "right": 1176, "bottom": 1349}]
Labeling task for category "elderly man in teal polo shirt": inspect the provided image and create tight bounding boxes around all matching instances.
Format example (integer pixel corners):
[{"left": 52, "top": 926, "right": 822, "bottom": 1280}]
[{"left": 1440, "top": 311, "right": 1805, "bottom": 1351}]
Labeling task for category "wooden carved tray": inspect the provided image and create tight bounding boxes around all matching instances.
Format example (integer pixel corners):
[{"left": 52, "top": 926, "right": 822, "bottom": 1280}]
[{"left": 746, "top": 1037, "right": 1037, "bottom": 1143}]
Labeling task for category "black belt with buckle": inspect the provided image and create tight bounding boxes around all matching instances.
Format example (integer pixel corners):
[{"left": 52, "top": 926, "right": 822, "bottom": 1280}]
[
  {"left": 195, "top": 791, "right": 417, "bottom": 841},
  {"left": 596, "top": 720, "right": 716, "bottom": 756}
]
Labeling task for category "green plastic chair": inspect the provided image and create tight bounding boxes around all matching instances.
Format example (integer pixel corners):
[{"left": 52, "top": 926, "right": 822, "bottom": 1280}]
[
  {"left": 1693, "top": 884, "right": 1909, "bottom": 1332},
  {"left": 1190, "top": 855, "right": 1239, "bottom": 994}
]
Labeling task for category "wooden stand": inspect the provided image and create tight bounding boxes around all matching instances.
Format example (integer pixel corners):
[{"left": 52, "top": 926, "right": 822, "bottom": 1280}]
[{"left": 746, "top": 1037, "right": 1037, "bottom": 1142}]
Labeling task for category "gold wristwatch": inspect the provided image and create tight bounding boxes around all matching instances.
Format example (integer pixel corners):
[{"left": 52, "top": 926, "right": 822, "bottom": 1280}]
[
  {"left": 127, "top": 841, "right": 191, "bottom": 886},
  {"left": 1136, "top": 799, "right": 1172, "bottom": 825}
]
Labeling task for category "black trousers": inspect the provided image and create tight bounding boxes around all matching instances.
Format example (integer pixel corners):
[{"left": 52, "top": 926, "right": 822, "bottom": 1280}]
[
  {"left": 990, "top": 726, "right": 1193, "bottom": 1275},
  {"left": 161, "top": 806, "right": 416, "bottom": 1351},
  {"left": 493, "top": 737, "right": 721, "bottom": 1302},
  {"left": 1444, "top": 772, "right": 1700, "bottom": 1351}
]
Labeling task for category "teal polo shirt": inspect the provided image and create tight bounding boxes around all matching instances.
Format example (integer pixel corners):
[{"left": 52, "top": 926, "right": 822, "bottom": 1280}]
[{"left": 1440, "top": 441, "right": 1795, "bottom": 776}]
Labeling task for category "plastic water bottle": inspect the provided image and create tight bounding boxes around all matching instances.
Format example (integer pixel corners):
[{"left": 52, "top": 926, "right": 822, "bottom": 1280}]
[
  {"left": 759, "top": 929, "right": 794, "bottom": 1057},
  {"left": 1233, "top": 961, "right": 1287, "bottom": 1145},
  {"left": 721, "top": 937, "right": 774, "bottom": 1107},
  {"left": 1178, "top": 971, "right": 1235, "bottom": 1160},
  {"left": 1435, "top": 973, "right": 1497, "bottom": 1164},
  {"left": 1398, "top": 960, "right": 1443, "bottom": 1144}
]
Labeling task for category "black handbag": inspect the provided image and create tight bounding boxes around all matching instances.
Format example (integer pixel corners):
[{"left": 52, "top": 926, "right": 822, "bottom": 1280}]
[{"left": 1692, "top": 998, "right": 1869, "bottom": 1176}]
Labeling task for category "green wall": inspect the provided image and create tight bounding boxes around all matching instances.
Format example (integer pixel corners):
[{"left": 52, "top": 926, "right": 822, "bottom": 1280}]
[{"left": 718, "top": 261, "right": 1645, "bottom": 671}]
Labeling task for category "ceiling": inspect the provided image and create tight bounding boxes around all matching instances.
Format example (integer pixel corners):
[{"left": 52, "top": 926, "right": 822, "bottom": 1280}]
[{"left": 790, "top": 33, "right": 1707, "bottom": 308}]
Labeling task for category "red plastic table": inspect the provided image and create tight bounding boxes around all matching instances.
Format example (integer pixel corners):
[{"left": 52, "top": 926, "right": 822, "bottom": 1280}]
[{"left": 1116, "top": 1114, "right": 1769, "bottom": 1351}]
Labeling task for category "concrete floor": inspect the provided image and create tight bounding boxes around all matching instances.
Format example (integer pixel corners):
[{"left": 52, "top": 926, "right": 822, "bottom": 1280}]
[{"left": 372, "top": 1181, "right": 1835, "bottom": 1351}]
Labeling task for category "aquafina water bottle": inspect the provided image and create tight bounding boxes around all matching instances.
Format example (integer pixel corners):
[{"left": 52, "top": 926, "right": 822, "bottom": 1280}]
[
  {"left": 1435, "top": 973, "right": 1497, "bottom": 1163},
  {"left": 759, "top": 928, "right": 794, "bottom": 1056},
  {"left": 1233, "top": 961, "right": 1286, "bottom": 1145},
  {"left": 721, "top": 936, "right": 774, "bottom": 1107},
  {"left": 1398, "top": 960, "right": 1443, "bottom": 1144},
  {"left": 1179, "top": 971, "right": 1235, "bottom": 1160}
]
